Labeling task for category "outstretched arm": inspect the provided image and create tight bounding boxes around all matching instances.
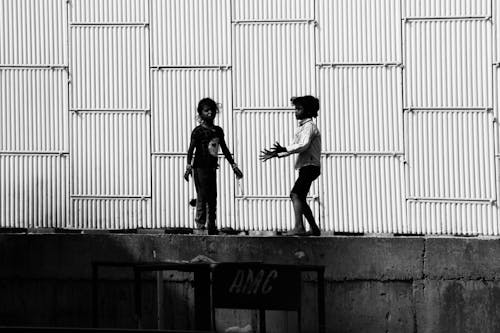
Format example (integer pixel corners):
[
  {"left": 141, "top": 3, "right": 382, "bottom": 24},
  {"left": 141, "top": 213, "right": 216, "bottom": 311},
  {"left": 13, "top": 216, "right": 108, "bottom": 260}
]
[{"left": 259, "top": 142, "right": 286, "bottom": 162}]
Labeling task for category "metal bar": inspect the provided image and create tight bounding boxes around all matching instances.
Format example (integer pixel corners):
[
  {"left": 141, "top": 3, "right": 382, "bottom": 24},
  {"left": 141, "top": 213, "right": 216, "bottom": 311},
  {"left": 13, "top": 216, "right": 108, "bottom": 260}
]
[
  {"left": 404, "top": 107, "right": 493, "bottom": 112},
  {"left": 70, "top": 109, "right": 151, "bottom": 113},
  {"left": 70, "top": 22, "right": 149, "bottom": 26},
  {"left": 193, "top": 269, "right": 211, "bottom": 330},
  {"left": 71, "top": 195, "right": 151, "bottom": 199},
  {"left": 406, "top": 197, "right": 495, "bottom": 204},
  {"left": 316, "top": 62, "right": 402, "bottom": 68},
  {"left": 403, "top": 16, "right": 491, "bottom": 22},
  {"left": 235, "top": 195, "right": 318, "bottom": 200},
  {"left": 233, "top": 19, "right": 315, "bottom": 24},
  {"left": 0, "top": 65, "right": 68, "bottom": 69},
  {"left": 152, "top": 65, "right": 231, "bottom": 70},
  {"left": 297, "top": 274, "right": 302, "bottom": 333},
  {"left": 322, "top": 152, "right": 404, "bottom": 157},
  {"left": 91, "top": 263, "right": 98, "bottom": 328},
  {"left": 134, "top": 268, "right": 142, "bottom": 329},
  {"left": 259, "top": 308, "right": 266, "bottom": 333},
  {"left": 233, "top": 107, "right": 295, "bottom": 111},
  {"left": 156, "top": 271, "right": 164, "bottom": 329},
  {"left": 0, "top": 152, "right": 69, "bottom": 156}
]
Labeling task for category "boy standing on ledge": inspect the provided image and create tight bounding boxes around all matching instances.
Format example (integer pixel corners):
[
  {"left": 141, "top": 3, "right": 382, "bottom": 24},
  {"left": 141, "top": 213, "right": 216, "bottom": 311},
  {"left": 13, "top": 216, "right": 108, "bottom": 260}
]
[{"left": 260, "top": 96, "right": 321, "bottom": 236}]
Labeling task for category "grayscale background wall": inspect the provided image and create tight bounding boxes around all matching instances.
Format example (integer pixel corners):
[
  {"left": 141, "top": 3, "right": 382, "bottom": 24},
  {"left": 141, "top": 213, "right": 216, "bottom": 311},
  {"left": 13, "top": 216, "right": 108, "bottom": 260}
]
[{"left": 1, "top": 0, "right": 499, "bottom": 235}]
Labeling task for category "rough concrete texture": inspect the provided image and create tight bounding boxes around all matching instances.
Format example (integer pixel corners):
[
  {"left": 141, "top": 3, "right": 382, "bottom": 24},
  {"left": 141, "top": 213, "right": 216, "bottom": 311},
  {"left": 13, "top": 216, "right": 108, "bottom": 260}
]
[
  {"left": 414, "top": 280, "right": 500, "bottom": 333},
  {"left": 0, "top": 234, "right": 499, "bottom": 332},
  {"left": 424, "top": 237, "right": 500, "bottom": 279},
  {"left": 327, "top": 281, "right": 415, "bottom": 333}
]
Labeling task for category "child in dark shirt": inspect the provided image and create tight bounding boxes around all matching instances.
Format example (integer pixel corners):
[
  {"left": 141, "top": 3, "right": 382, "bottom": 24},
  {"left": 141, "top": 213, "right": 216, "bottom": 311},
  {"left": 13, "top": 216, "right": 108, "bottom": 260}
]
[{"left": 184, "top": 98, "right": 243, "bottom": 235}]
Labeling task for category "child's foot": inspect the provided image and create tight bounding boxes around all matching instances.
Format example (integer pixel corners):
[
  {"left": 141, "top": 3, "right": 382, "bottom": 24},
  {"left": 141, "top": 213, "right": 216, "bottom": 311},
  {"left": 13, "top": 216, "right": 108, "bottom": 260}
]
[
  {"left": 207, "top": 228, "right": 219, "bottom": 235},
  {"left": 284, "top": 228, "right": 307, "bottom": 236},
  {"left": 310, "top": 227, "right": 321, "bottom": 236},
  {"left": 195, "top": 222, "right": 206, "bottom": 230}
]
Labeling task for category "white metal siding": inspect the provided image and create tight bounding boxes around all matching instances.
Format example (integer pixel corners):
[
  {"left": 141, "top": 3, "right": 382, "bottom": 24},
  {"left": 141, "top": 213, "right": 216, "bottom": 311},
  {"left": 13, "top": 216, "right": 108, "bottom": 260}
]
[
  {"left": 151, "top": 68, "right": 232, "bottom": 154},
  {"left": 0, "top": 0, "right": 67, "bottom": 66},
  {"left": 1, "top": 0, "right": 499, "bottom": 235},
  {"left": 235, "top": 110, "right": 318, "bottom": 196},
  {"left": 0, "top": 68, "right": 69, "bottom": 152},
  {"left": 407, "top": 201, "right": 497, "bottom": 235},
  {"left": 405, "top": 110, "right": 495, "bottom": 200},
  {"left": 316, "top": 0, "right": 401, "bottom": 64},
  {"left": 71, "top": 0, "right": 148, "bottom": 23},
  {"left": 70, "top": 26, "right": 149, "bottom": 110},
  {"left": 232, "top": 0, "right": 314, "bottom": 21},
  {"left": 150, "top": 0, "right": 230, "bottom": 66},
  {"left": 0, "top": 155, "right": 69, "bottom": 228},
  {"left": 235, "top": 197, "right": 320, "bottom": 232},
  {"left": 71, "top": 111, "right": 150, "bottom": 196},
  {"left": 402, "top": 0, "right": 490, "bottom": 18},
  {"left": 404, "top": 19, "right": 492, "bottom": 108},
  {"left": 233, "top": 22, "right": 316, "bottom": 108},
  {"left": 71, "top": 198, "right": 151, "bottom": 229},
  {"left": 318, "top": 66, "right": 403, "bottom": 153},
  {"left": 322, "top": 155, "right": 406, "bottom": 233}
]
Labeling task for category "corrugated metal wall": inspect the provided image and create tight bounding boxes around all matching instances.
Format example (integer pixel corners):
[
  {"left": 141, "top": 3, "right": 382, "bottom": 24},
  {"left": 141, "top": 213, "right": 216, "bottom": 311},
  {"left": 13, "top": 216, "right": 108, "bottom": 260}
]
[{"left": 1, "top": 0, "right": 500, "bottom": 235}]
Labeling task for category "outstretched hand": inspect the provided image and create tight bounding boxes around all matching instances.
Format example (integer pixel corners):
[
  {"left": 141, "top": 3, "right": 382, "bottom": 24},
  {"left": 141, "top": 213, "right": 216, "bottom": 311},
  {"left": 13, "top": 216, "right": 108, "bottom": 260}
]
[{"left": 259, "top": 141, "right": 286, "bottom": 162}]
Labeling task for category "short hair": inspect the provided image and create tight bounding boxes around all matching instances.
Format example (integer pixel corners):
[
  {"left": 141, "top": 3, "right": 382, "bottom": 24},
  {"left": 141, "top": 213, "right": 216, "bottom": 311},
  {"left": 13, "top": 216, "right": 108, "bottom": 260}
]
[
  {"left": 197, "top": 97, "right": 219, "bottom": 114},
  {"left": 291, "top": 95, "right": 319, "bottom": 118}
]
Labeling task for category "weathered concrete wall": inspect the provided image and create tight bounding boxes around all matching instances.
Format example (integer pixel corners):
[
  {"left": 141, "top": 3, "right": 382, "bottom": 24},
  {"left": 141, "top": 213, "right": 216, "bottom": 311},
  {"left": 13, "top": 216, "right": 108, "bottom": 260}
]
[{"left": 0, "top": 234, "right": 498, "bottom": 332}]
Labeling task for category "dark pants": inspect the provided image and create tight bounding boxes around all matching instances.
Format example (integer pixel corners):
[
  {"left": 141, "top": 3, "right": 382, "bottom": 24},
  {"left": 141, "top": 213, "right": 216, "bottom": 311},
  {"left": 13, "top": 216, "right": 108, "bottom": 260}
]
[
  {"left": 193, "top": 168, "right": 217, "bottom": 230},
  {"left": 291, "top": 165, "right": 321, "bottom": 199}
]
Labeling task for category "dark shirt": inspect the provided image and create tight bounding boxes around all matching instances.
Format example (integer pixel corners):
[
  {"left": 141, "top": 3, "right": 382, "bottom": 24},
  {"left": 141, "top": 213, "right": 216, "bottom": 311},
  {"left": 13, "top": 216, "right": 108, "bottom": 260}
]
[{"left": 187, "top": 125, "right": 234, "bottom": 168}]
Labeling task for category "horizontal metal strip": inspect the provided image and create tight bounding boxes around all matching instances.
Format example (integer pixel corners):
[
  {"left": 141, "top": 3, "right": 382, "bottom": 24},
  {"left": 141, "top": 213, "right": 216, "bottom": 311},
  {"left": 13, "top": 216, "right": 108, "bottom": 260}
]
[
  {"left": 232, "top": 19, "right": 316, "bottom": 25},
  {"left": 152, "top": 152, "right": 235, "bottom": 157},
  {"left": 403, "top": 16, "right": 491, "bottom": 22},
  {"left": 323, "top": 152, "right": 404, "bottom": 157},
  {"left": 0, "top": 151, "right": 69, "bottom": 156},
  {"left": 71, "top": 195, "right": 151, "bottom": 199},
  {"left": 0, "top": 65, "right": 68, "bottom": 70},
  {"left": 152, "top": 152, "right": 187, "bottom": 156},
  {"left": 407, "top": 197, "right": 495, "bottom": 204},
  {"left": 404, "top": 107, "right": 492, "bottom": 112},
  {"left": 70, "top": 22, "right": 148, "bottom": 27},
  {"left": 317, "top": 62, "right": 402, "bottom": 68},
  {"left": 236, "top": 195, "right": 318, "bottom": 200},
  {"left": 152, "top": 65, "right": 231, "bottom": 70},
  {"left": 234, "top": 108, "right": 295, "bottom": 112},
  {"left": 70, "top": 109, "right": 150, "bottom": 113}
]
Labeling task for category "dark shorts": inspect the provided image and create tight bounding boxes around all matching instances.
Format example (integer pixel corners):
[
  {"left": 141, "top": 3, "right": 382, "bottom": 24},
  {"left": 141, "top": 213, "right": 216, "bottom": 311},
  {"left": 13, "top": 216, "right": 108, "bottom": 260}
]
[{"left": 290, "top": 165, "right": 321, "bottom": 199}]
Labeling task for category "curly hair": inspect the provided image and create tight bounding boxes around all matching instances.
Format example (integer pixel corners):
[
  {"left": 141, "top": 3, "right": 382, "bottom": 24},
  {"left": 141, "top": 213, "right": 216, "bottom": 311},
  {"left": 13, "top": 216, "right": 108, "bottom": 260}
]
[
  {"left": 197, "top": 97, "right": 219, "bottom": 114},
  {"left": 291, "top": 95, "right": 319, "bottom": 118}
]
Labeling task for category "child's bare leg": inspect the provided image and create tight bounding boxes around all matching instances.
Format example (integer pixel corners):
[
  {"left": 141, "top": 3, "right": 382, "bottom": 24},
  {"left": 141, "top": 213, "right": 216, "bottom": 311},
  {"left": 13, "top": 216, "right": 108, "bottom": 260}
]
[
  {"left": 302, "top": 201, "right": 320, "bottom": 234},
  {"left": 291, "top": 193, "right": 306, "bottom": 232}
]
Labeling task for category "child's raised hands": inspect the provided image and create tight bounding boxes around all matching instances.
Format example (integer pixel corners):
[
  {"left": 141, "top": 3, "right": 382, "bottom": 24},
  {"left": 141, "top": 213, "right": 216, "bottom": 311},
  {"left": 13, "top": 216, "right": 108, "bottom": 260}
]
[{"left": 259, "top": 141, "right": 286, "bottom": 162}]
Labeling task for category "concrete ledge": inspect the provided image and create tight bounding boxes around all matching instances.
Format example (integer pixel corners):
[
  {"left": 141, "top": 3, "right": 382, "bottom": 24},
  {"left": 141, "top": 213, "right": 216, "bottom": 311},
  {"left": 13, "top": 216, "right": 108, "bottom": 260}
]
[{"left": 0, "top": 234, "right": 424, "bottom": 280}]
